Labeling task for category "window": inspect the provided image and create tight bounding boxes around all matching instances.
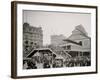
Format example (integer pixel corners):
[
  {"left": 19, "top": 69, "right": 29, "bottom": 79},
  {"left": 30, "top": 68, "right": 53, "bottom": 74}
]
[
  {"left": 34, "top": 43, "right": 37, "bottom": 45},
  {"left": 30, "top": 42, "right": 33, "bottom": 44},
  {"left": 67, "top": 45, "right": 71, "bottom": 50},
  {"left": 79, "top": 41, "right": 82, "bottom": 46},
  {"left": 25, "top": 40, "right": 28, "bottom": 44}
]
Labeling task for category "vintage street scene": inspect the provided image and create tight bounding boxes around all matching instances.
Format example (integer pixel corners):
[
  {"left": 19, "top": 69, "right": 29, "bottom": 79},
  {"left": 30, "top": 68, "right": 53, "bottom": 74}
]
[{"left": 23, "top": 11, "right": 91, "bottom": 69}]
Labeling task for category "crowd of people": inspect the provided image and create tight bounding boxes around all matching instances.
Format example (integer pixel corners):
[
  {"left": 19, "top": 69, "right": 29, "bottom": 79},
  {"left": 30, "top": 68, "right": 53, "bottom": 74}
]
[
  {"left": 23, "top": 52, "right": 91, "bottom": 69},
  {"left": 64, "top": 56, "right": 91, "bottom": 67}
]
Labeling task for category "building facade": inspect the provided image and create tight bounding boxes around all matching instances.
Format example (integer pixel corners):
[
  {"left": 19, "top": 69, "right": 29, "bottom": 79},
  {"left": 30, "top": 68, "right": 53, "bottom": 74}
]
[
  {"left": 61, "top": 25, "right": 91, "bottom": 58},
  {"left": 23, "top": 23, "right": 43, "bottom": 57},
  {"left": 51, "top": 34, "right": 66, "bottom": 46}
]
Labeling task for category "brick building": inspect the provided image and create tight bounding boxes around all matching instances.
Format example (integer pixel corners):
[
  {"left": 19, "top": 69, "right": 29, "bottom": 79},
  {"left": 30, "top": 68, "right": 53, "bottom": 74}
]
[{"left": 23, "top": 23, "right": 43, "bottom": 57}]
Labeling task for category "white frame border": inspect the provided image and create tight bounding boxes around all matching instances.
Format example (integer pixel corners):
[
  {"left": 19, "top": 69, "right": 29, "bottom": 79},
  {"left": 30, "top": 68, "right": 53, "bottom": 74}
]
[{"left": 16, "top": 3, "right": 97, "bottom": 77}]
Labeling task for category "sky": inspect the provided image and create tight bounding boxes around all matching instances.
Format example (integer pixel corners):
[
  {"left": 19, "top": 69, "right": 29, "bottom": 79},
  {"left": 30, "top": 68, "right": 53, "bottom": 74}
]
[{"left": 23, "top": 10, "right": 91, "bottom": 45}]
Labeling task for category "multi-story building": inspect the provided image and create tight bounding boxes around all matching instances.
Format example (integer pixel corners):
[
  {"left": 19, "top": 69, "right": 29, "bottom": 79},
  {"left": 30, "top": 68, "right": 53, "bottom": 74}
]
[
  {"left": 51, "top": 34, "right": 66, "bottom": 46},
  {"left": 23, "top": 23, "right": 43, "bottom": 57},
  {"left": 61, "top": 24, "right": 91, "bottom": 58}
]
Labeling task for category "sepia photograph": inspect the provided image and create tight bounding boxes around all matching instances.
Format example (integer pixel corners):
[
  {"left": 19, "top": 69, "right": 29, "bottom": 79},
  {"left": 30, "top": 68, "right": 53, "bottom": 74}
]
[{"left": 23, "top": 10, "right": 91, "bottom": 69}]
